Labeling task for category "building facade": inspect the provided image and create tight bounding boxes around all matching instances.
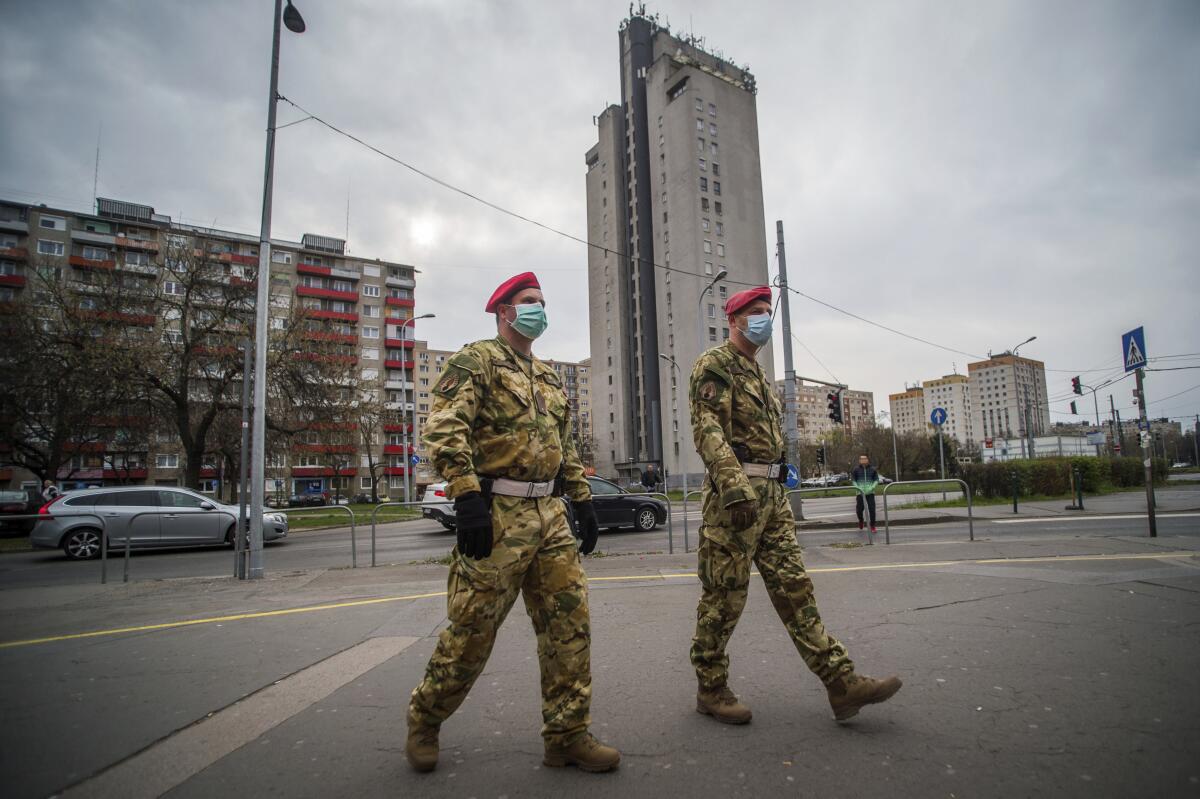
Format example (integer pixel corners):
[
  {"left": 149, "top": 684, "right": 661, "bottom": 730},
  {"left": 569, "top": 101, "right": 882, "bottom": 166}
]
[
  {"left": 777, "top": 379, "right": 876, "bottom": 444},
  {"left": 0, "top": 196, "right": 422, "bottom": 499},
  {"left": 585, "top": 12, "right": 772, "bottom": 484},
  {"left": 888, "top": 387, "right": 928, "bottom": 438},
  {"left": 967, "top": 354, "right": 1050, "bottom": 444},
  {"left": 921, "top": 374, "right": 975, "bottom": 446}
]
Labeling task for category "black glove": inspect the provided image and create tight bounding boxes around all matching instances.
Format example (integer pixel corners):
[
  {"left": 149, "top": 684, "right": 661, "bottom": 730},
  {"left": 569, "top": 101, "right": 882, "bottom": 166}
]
[
  {"left": 727, "top": 500, "right": 758, "bottom": 532},
  {"left": 572, "top": 500, "right": 600, "bottom": 555},
  {"left": 454, "top": 491, "right": 493, "bottom": 560}
]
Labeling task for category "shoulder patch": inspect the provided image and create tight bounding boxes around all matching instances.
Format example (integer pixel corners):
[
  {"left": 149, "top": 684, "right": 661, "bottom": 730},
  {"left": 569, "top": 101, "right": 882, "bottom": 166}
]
[
  {"left": 434, "top": 364, "right": 472, "bottom": 398},
  {"left": 699, "top": 381, "right": 719, "bottom": 401},
  {"left": 446, "top": 346, "right": 484, "bottom": 375}
]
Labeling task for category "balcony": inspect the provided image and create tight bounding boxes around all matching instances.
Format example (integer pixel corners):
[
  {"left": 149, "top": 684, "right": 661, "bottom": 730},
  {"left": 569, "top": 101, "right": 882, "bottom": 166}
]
[
  {"left": 384, "top": 359, "right": 415, "bottom": 370},
  {"left": 114, "top": 236, "right": 159, "bottom": 252},
  {"left": 384, "top": 402, "right": 414, "bottom": 412},
  {"left": 383, "top": 423, "right": 413, "bottom": 433},
  {"left": 382, "top": 444, "right": 415, "bottom": 455},
  {"left": 117, "top": 262, "right": 159, "bottom": 276},
  {"left": 102, "top": 467, "right": 149, "bottom": 480},
  {"left": 0, "top": 219, "right": 28, "bottom": 235},
  {"left": 303, "top": 308, "right": 358, "bottom": 323},
  {"left": 385, "top": 296, "right": 415, "bottom": 308},
  {"left": 0, "top": 274, "right": 25, "bottom": 288},
  {"left": 303, "top": 330, "right": 357, "bottom": 345},
  {"left": 70, "top": 229, "right": 116, "bottom": 246},
  {"left": 297, "top": 285, "right": 358, "bottom": 303},
  {"left": 293, "top": 443, "right": 357, "bottom": 454},
  {"left": 0, "top": 247, "right": 27, "bottom": 261},
  {"left": 383, "top": 466, "right": 410, "bottom": 476},
  {"left": 296, "top": 263, "right": 332, "bottom": 278},
  {"left": 69, "top": 255, "right": 116, "bottom": 270},
  {"left": 330, "top": 266, "right": 360, "bottom": 281},
  {"left": 384, "top": 338, "right": 416, "bottom": 349},
  {"left": 215, "top": 252, "right": 258, "bottom": 266},
  {"left": 385, "top": 275, "right": 416, "bottom": 289},
  {"left": 383, "top": 379, "right": 414, "bottom": 391}
]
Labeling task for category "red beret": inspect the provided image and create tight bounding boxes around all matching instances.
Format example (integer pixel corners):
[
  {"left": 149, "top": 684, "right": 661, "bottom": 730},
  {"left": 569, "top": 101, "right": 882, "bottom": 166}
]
[
  {"left": 725, "top": 286, "right": 771, "bottom": 316},
  {"left": 484, "top": 272, "right": 541, "bottom": 313}
]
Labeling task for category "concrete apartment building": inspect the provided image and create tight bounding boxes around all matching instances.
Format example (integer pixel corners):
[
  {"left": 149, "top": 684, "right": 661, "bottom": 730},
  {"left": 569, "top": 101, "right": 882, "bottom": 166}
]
[
  {"left": 777, "top": 380, "right": 875, "bottom": 444},
  {"left": 585, "top": 11, "right": 771, "bottom": 485},
  {"left": 0, "top": 196, "right": 421, "bottom": 499},
  {"left": 922, "top": 374, "right": 975, "bottom": 445},
  {"left": 968, "top": 354, "right": 1050, "bottom": 444},
  {"left": 888, "top": 387, "right": 928, "bottom": 437}
]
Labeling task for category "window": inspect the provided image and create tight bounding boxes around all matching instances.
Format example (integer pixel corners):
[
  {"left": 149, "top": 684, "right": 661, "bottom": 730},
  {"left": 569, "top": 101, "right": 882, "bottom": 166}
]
[
  {"left": 272, "top": 250, "right": 293, "bottom": 264},
  {"left": 699, "top": 177, "right": 708, "bottom": 192},
  {"left": 38, "top": 239, "right": 64, "bottom": 256},
  {"left": 698, "top": 158, "right": 706, "bottom": 171},
  {"left": 360, "top": 476, "right": 372, "bottom": 489},
  {"left": 710, "top": 141, "right": 718, "bottom": 156},
  {"left": 719, "top": 285, "right": 727, "bottom": 298},
  {"left": 159, "top": 490, "right": 208, "bottom": 508},
  {"left": 198, "top": 480, "right": 219, "bottom": 494},
  {"left": 362, "top": 304, "right": 379, "bottom": 318},
  {"left": 332, "top": 280, "right": 352, "bottom": 293},
  {"left": 712, "top": 163, "right": 720, "bottom": 177},
  {"left": 707, "top": 303, "right": 715, "bottom": 319},
  {"left": 301, "top": 255, "right": 323, "bottom": 266},
  {"left": 715, "top": 222, "right": 724, "bottom": 236},
  {"left": 125, "top": 251, "right": 151, "bottom": 266},
  {"left": 155, "top": 453, "right": 179, "bottom": 468},
  {"left": 695, "top": 97, "right": 704, "bottom": 111},
  {"left": 713, "top": 181, "right": 721, "bottom": 196},
  {"left": 362, "top": 284, "right": 380, "bottom": 297},
  {"left": 703, "top": 240, "right": 712, "bottom": 254},
  {"left": 717, "top": 243, "right": 725, "bottom": 257},
  {"left": 709, "top": 123, "right": 717, "bottom": 136},
  {"left": 701, "top": 197, "right": 709, "bottom": 212},
  {"left": 38, "top": 215, "right": 65, "bottom": 231},
  {"left": 709, "top": 102, "right": 717, "bottom": 117},
  {"left": 714, "top": 201, "right": 723, "bottom": 215},
  {"left": 697, "top": 137, "right": 705, "bottom": 153},
  {"left": 81, "top": 246, "right": 108, "bottom": 261},
  {"left": 722, "top": 327, "right": 730, "bottom": 340},
  {"left": 702, "top": 218, "right": 710, "bottom": 232},
  {"left": 696, "top": 118, "right": 704, "bottom": 131},
  {"left": 362, "top": 326, "right": 379, "bottom": 339},
  {"left": 163, "top": 281, "right": 184, "bottom": 295},
  {"left": 704, "top": 261, "right": 713, "bottom": 275},
  {"left": 708, "top": 326, "right": 717, "bottom": 343}
]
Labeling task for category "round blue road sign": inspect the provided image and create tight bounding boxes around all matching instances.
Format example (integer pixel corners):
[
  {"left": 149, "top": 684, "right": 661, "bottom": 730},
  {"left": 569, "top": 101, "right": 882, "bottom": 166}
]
[{"left": 930, "top": 407, "right": 948, "bottom": 426}]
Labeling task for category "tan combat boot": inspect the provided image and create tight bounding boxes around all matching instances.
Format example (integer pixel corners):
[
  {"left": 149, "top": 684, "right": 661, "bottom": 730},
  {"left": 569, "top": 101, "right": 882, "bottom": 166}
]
[
  {"left": 543, "top": 732, "right": 621, "bottom": 773},
  {"left": 405, "top": 720, "right": 439, "bottom": 772},
  {"left": 696, "top": 683, "right": 753, "bottom": 725},
  {"left": 827, "top": 673, "right": 902, "bottom": 721}
]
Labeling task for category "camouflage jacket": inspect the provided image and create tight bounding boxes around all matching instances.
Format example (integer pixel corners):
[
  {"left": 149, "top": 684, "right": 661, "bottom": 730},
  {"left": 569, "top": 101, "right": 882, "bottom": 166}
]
[
  {"left": 690, "top": 342, "right": 785, "bottom": 508},
  {"left": 423, "top": 337, "right": 590, "bottom": 503}
]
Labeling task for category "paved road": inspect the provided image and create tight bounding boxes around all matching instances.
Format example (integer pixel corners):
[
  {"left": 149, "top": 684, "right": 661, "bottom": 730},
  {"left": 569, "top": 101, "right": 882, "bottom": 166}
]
[{"left": 1, "top": 493, "right": 1197, "bottom": 589}]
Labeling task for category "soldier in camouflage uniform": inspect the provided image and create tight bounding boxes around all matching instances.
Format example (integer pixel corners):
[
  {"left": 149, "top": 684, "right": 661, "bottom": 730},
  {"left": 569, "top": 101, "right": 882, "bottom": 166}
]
[
  {"left": 406, "top": 272, "right": 620, "bottom": 774},
  {"left": 689, "top": 286, "right": 902, "bottom": 724}
]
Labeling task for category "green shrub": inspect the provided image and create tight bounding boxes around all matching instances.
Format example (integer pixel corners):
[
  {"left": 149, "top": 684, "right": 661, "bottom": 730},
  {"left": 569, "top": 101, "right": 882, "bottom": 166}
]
[{"left": 959, "top": 456, "right": 1166, "bottom": 499}]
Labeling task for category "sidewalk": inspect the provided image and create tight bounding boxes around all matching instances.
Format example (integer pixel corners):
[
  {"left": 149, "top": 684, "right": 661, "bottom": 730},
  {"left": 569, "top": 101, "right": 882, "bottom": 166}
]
[
  {"left": 2, "top": 535, "right": 1199, "bottom": 798},
  {"left": 795, "top": 486, "right": 1200, "bottom": 529}
]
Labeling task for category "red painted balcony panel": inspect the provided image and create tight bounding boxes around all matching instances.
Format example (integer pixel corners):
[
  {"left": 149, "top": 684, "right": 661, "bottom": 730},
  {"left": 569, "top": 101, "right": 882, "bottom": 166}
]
[
  {"left": 69, "top": 255, "right": 116, "bottom": 270},
  {"left": 293, "top": 444, "right": 357, "bottom": 454},
  {"left": 228, "top": 253, "right": 258, "bottom": 265},
  {"left": 296, "top": 263, "right": 332, "bottom": 277},
  {"left": 296, "top": 285, "right": 358, "bottom": 302},
  {"left": 384, "top": 338, "right": 416, "bottom": 349},
  {"left": 385, "top": 296, "right": 415, "bottom": 308},
  {"left": 101, "top": 468, "right": 149, "bottom": 479},
  {"left": 0, "top": 274, "right": 25, "bottom": 288},
  {"left": 383, "top": 424, "right": 413, "bottom": 433},
  {"left": 384, "top": 359, "right": 415, "bottom": 370},
  {"left": 83, "top": 310, "right": 156, "bottom": 326},
  {"left": 0, "top": 247, "right": 28, "bottom": 260},
  {"left": 114, "top": 237, "right": 159, "bottom": 252},
  {"left": 382, "top": 444, "right": 416, "bottom": 455},
  {"left": 303, "top": 309, "right": 358, "bottom": 323},
  {"left": 383, "top": 466, "right": 410, "bottom": 476}
]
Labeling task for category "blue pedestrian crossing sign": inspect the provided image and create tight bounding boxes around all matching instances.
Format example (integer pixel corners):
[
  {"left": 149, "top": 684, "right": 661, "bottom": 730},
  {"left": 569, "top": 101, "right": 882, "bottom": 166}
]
[
  {"left": 410, "top": 454, "right": 420, "bottom": 466},
  {"left": 784, "top": 464, "right": 800, "bottom": 489},
  {"left": 1122, "top": 326, "right": 1147, "bottom": 373},
  {"left": 930, "top": 407, "right": 948, "bottom": 426}
]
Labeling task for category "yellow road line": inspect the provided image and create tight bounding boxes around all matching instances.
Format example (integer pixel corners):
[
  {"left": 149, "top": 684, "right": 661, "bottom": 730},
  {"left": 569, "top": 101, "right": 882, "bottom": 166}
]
[{"left": 2, "top": 551, "right": 1195, "bottom": 651}]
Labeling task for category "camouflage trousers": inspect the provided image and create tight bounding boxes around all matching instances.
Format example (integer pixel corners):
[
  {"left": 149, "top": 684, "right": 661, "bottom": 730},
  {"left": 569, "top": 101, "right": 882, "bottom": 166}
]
[
  {"left": 408, "top": 494, "right": 591, "bottom": 747},
  {"left": 691, "top": 478, "right": 854, "bottom": 690}
]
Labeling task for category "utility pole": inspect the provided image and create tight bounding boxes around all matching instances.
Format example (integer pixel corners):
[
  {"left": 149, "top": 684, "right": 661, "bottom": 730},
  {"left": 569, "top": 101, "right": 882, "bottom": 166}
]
[
  {"left": 1135, "top": 368, "right": 1157, "bottom": 537},
  {"left": 1109, "top": 394, "right": 1120, "bottom": 457},
  {"left": 1025, "top": 396, "right": 1035, "bottom": 459},
  {"left": 1194, "top": 415, "right": 1199, "bottom": 467},
  {"left": 775, "top": 221, "right": 801, "bottom": 520}
]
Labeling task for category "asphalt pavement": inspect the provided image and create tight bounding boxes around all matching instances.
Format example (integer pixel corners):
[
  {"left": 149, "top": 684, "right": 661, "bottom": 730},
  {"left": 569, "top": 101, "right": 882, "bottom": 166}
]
[{"left": 1, "top": 530, "right": 1198, "bottom": 798}]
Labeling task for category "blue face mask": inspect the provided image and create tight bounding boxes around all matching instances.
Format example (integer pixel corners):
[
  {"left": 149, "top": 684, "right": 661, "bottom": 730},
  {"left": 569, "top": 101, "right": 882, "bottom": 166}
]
[
  {"left": 742, "top": 313, "right": 773, "bottom": 347},
  {"left": 508, "top": 303, "right": 548, "bottom": 340}
]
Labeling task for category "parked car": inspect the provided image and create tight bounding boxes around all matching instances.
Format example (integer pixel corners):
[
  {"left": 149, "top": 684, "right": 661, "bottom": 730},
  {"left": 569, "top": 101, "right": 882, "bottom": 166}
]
[
  {"left": 582, "top": 476, "right": 667, "bottom": 532},
  {"left": 287, "top": 493, "right": 326, "bottom": 507},
  {"left": 421, "top": 483, "right": 455, "bottom": 531},
  {"left": 32, "top": 486, "right": 288, "bottom": 560},
  {"left": 0, "top": 488, "right": 41, "bottom": 535}
]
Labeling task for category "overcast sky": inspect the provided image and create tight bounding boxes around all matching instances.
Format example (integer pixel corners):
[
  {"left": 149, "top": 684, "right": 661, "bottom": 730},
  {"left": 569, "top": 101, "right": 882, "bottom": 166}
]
[{"left": 2, "top": 0, "right": 1198, "bottom": 431}]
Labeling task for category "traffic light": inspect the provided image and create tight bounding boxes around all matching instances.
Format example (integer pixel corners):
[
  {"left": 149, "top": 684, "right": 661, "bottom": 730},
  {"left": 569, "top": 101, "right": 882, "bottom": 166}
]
[
  {"left": 816, "top": 445, "right": 826, "bottom": 466},
  {"left": 826, "top": 391, "right": 843, "bottom": 424},
  {"left": 1069, "top": 401, "right": 1078, "bottom": 415},
  {"left": 1071, "top": 376, "right": 1082, "bottom": 395}
]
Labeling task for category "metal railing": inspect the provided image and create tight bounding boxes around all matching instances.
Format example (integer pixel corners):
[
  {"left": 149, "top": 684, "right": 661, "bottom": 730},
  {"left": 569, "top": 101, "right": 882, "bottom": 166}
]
[
  {"left": 881, "top": 479, "right": 974, "bottom": 544},
  {"left": 273, "top": 504, "right": 358, "bottom": 568},
  {"left": 681, "top": 485, "right": 871, "bottom": 549},
  {"left": 120, "top": 508, "right": 241, "bottom": 584},
  {"left": 1, "top": 512, "right": 110, "bottom": 582},
  {"left": 785, "top": 485, "right": 874, "bottom": 543}
]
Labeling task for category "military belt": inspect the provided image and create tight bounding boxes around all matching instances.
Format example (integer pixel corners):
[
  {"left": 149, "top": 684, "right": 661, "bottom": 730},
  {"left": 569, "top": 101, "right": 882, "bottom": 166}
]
[
  {"left": 487, "top": 477, "right": 557, "bottom": 498},
  {"left": 742, "top": 462, "right": 783, "bottom": 479}
]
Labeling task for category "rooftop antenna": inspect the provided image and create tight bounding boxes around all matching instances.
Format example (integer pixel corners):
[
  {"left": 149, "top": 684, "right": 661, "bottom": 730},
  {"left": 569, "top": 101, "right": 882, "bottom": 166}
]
[{"left": 92, "top": 124, "right": 102, "bottom": 213}]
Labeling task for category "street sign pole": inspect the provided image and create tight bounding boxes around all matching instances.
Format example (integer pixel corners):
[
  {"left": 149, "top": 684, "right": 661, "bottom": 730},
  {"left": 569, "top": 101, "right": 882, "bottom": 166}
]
[
  {"left": 1135, "top": 368, "right": 1156, "bottom": 537},
  {"left": 931, "top": 407, "right": 947, "bottom": 501}
]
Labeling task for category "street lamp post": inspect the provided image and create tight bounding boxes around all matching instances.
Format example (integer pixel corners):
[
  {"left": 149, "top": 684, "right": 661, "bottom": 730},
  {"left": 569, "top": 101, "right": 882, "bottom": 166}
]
[
  {"left": 398, "top": 313, "right": 434, "bottom": 503},
  {"left": 1011, "top": 336, "right": 1037, "bottom": 457},
  {"left": 879, "top": 410, "right": 900, "bottom": 481},
  {"left": 248, "top": 0, "right": 305, "bottom": 580},
  {"left": 659, "top": 354, "right": 687, "bottom": 503},
  {"left": 696, "top": 268, "right": 728, "bottom": 350}
]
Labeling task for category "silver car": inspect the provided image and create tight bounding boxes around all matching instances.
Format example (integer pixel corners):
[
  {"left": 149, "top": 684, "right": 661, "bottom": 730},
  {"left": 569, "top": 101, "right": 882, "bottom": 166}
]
[{"left": 31, "top": 486, "right": 288, "bottom": 560}]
